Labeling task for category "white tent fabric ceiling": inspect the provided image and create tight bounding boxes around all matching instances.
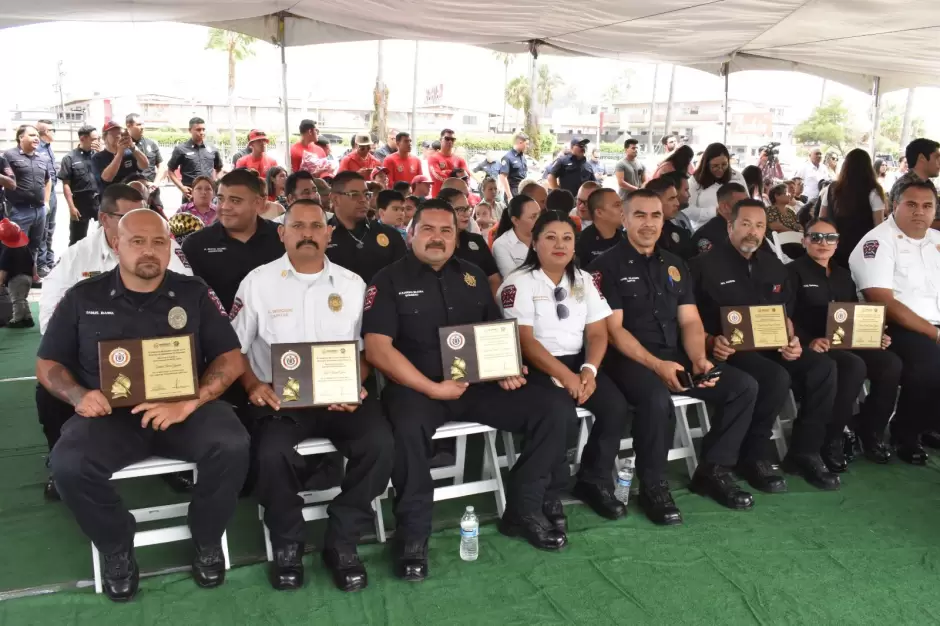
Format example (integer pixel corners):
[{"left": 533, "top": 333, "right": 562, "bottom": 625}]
[{"left": 1, "top": 0, "right": 938, "bottom": 92}]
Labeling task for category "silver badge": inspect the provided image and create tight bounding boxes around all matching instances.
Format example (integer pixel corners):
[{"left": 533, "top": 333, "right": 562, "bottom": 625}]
[
  {"left": 671, "top": 232, "right": 680, "bottom": 243},
  {"left": 168, "top": 306, "right": 188, "bottom": 330},
  {"left": 468, "top": 241, "right": 480, "bottom": 251}
]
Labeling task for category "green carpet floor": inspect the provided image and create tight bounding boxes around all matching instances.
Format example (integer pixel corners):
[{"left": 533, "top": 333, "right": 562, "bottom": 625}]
[{"left": 4, "top": 305, "right": 940, "bottom": 625}]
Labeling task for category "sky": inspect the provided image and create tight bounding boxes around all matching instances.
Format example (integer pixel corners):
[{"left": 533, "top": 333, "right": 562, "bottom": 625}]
[{"left": 1, "top": 21, "right": 938, "bottom": 135}]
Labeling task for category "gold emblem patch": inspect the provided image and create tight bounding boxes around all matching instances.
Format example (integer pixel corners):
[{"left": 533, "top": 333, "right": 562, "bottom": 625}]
[
  {"left": 464, "top": 272, "right": 477, "bottom": 287},
  {"left": 667, "top": 266, "right": 681, "bottom": 282},
  {"left": 328, "top": 293, "right": 343, "bottom": 312},
  {"left": 376, "top": 233, "right": 389, "bottom": 247}
]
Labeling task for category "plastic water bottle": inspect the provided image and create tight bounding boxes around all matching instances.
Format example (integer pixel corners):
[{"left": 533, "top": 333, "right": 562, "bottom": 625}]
[
  {"left": 614, "top": 458, "right": 635, "bottom": 505},
  {"left": 460, "top": 506, "right": 479, "bottom": 561}
]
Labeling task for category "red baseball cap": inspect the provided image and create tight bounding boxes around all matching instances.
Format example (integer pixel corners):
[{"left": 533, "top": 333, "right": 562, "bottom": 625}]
[
  {"left": 102, "top": 120, "right": 122, "bottom": 133},
  {"left": 0, "top": 219, "right": 29, "bottom": 249},
  {"left": 248, "top": 129, "right": 268, "bottom": 144},
  {"left": 373, "top": 166, "right": 389, "bottom": 175},
  {"left": 412, "top": 175, "right": 431, "bottom": 184}
]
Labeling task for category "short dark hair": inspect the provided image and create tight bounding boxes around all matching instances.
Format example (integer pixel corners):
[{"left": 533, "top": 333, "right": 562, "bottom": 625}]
[
  {"left": 717, "top": 182, "right": 747, "bottom": 204},
  {"left": 100, "top": 184, "right": 145, "bottom": 214},
  {"left": 896, "top": 179, "right": 938, "bottom": 204},
  {"left": 431, "top": 140, "right": 441, "bottom": 151},
  {"left": 77, "top": 124, "right": 96, "bottom": 138},
  {"left": 661, "top": 134, "right": 676, "bottom": 146},
  {"left": 392, "top": 181, "right": 411, "bottom": 194},
  {"left": 436, "top": 187, "right": 467, "bottom": 206},
  {"left": 188, "top": 117, "right": 205, "bottom": 129},
  {"left": 413, "top": 198, "right": 457, "bottom": 228},
  {"left": 299, "top": 119, "right": 317, "bottom": 134},
  {"left": 283, "top": 197, "right": 324, "bottom": 218},
  {"left": 377, "top": 190, "right": 405, "bottom": 211},
  {"left": 805, "top": 216, "right": 836, "bottom": 232},
  {"left": 315, "top": 137, "right": 330, "bottom": 148},
  {"left": 905, "top": 138, "right": 940, "bottom": 170},
  {"left": 586, "top": 187, "right": 617, "bottom": 218},
  {"left": 440, "top": 128, "right": 455, "bottom": 137},
  {"left": 285, "top": 170, "right": 315, "bottom": 197},
  {"left": 624, "top": 138, "right": 639, "bottom": 149},
  {"left": 546, "top": 188, "right": 575, "bottom": 214},
  {"left": 730, "top": 199, "right": 766, "bottom": 222},
  {"left": 395, "top": 131, "right": 411, "bottom": 143},
  {"left": 121, "top": 173, "right": 148, "bottom": 185},
  {"left": 219, "top": 168, "right": 264, "bottom": 196},
  {"left": 769, "top": 183, "right": 789, "bottom": 204},
  {"left": 125, "top": 113, "right": 141, "bottom": 125},
  {"left": 330, "top": 170, "right": 365, "bottom": 192},
  {"left": 624, "top": 188, "right": 661, "bottom": 209},
  {"left": 406, "top": 195, "right": 421, "bottom": 206},
  {"left": 645, "top": 177, "right": 677, "bottom": 196},
  {"left": 15, "top": 124, "right": 36, "bottom": 141}
]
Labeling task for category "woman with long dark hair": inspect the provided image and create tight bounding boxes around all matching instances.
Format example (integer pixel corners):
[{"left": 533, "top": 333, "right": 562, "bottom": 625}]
[
  {"left": 493, "top": 193, "right": 540, "bottom": 277},
  {"left": 498, "top": 210, "right": 629, "bottom": 520},
  {"left": 650, "top": 145, "right": 694, "bottom": 180},
  {"left": 787, "top": 217, "right": 900, "bottom": 469},
  {"left": 819, "top": 148, "right": 885, "bottom": 268},
  {"left": 741, "top": 165, "right": 766, "bottom": 203},
  {"left": 687, "top": 143, "right": 746, "bottom": 230}
]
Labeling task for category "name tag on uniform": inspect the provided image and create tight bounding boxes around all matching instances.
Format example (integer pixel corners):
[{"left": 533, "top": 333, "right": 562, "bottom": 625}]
[
  {"left": 268, "top": 308, "right": 293, "bottom": 318},
  {"left": 398, "top": 290, "right": 424, "bottom": 298}
]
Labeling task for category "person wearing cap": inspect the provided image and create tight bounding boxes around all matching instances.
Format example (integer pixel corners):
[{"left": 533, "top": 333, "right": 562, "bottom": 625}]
[
  {"left": 0, "top": 218, "right": 35, "bottom": 328},
  {"left": 290, "top": 119, "right": 326, "bottom": 173},
  {"left": 411, "top": 174, "right": 432, "bottom": 199},
  {"left": 337, "top": 134, "right": 381, "bottom": 178},
  {"left": 235, "top": 130, "right": 278, "bottom": 178},
  {"left": 167, "top": 117, "right": 224, "bottom": 197},
  {"left": 93, "top": 120, "right": 149, "bottom": 194},
  {"left": 59, "top": 125, "right": 101, "bottom": 245},
  {"left": 548, "top": 138, "right": 597, "bottom": 198},
  {"left": 372, "top": 167, "right": 389, "bottom": 189},
  {"left": 383, "top": 132, "right": 422, "bottom": 186},
  {"left": 427, "top": 129, "right": 469, "bottom": 198},
  {"left": 499, "top": 133, "right": 529, "bottom": 199}
]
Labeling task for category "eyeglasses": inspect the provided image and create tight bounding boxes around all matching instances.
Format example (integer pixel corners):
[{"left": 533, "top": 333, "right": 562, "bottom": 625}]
[
  {"left": 554, "top": 287, "right": 569, "bottom": 320},
  {"left": 335, "top": 191, "right": 373, "bottom": 200},
  {"left": 808, "top": 232, "right": 839, "bottom": 244},
  {"left": 454, "top": 207, "right": 470, "bottom": 215}
]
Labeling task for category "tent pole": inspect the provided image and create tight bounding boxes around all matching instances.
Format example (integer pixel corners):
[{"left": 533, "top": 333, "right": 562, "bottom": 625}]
[
  {"left": 869, "top": 76, "right": 881, "bottom": 156},
  {"left": 722, "top": 62, "right": 730, "bottom": 146},
  {"left": 411, "top": 41, "right": 419, "bottom": 139},
  {"left": 647, "top": 64, "right": 659, "bottom": 156},
  {"left": 279, "top": 15, "right": 291, "bottom": 170},
  {"left": 527, "top": 41, "right": 539, "bottom": 142}
]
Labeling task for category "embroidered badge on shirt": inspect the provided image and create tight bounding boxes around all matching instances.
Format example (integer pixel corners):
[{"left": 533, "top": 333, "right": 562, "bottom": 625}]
[
  {"left": 671, "top": 232, "right": 680, "bottom": 243},
  {"left": 863, "top": 240, "right": 880, "bottom": 259},
  {"left": 174, "top": 248, "right": 191, "bottom": 269},
  {"left": 772, "top": 284, "right": 782, "bottom": 293},
  {"left": 328, "top": 293, "right": 343, "bottom": 312},
  {"left": 501, "top": 285, "right": 516, "bottom": 308},
  {"left": 667, "top": 266, "right": 681, "bottom": 282},
  {"left": 376, "top": 233, "right": 389, "bottom": 248},
  {"left": 167, "top": 306, "right": 188, "bottom": 330},
  {"left": 468, "top": 241, "right": 479, "bottom": 251},
  {"left": 591, "top": 271, "right": 604, "bottom": 299},
  {"left": 207, "top": 288, "right": 227, "bottom": 316},
  {"left": 364, "top": 285, "right": 377, "bottom": 311},
  {"left": 464, "top": 272, "right": 477, "bottom": 287},
  {"left": 229, "top": 297, "right": 243, "bottom": 320},
  {"left": 697, "top": 238, "right": 712, "bottom": 253}
]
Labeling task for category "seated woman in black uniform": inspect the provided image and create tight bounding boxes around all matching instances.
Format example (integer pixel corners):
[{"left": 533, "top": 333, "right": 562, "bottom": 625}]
[
  {"left": 499, "top": 211, "right": 629, "bottom": 520},
  {"left": 787, "top": 217, "right": 901, "bottom": 470}
]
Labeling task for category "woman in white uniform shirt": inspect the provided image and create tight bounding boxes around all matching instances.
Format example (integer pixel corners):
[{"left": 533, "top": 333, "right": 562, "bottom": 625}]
[
  {"left": 492, "top": 194, "right": 540, "bottom": 278},
  {"left": 686, "top": 143, "right": 747, "bottom": 231},
  {"left": 499, "top": 211, "right": 630, "bottom": 521}
]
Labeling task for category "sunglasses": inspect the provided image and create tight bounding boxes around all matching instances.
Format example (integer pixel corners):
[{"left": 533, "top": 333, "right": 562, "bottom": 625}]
[
  {"left": 554, "top": 287, "right": 569, "bottom": 320},
  {"left": 808, "top": 232, "right": 839, "bottom": 244},
  {"left": 443, "top": 136, "right": 456, "bottom": 142}
]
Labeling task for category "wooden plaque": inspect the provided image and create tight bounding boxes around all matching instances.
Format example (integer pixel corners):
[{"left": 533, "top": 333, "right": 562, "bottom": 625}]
[
  {"left": 825, "top": 303, "right": 886, "bottom": 350},
  {"left": 439, "top": 319, "right": 523, "bottom": 383},
  {"left": 720, "top": 305, "right": 789, "bottom": 351},
  {"left": 98, "top": 334, "right": 198, "bottom": 408},
  {"left": 271, "top": 341, "right": 361, "bottom": 408}
]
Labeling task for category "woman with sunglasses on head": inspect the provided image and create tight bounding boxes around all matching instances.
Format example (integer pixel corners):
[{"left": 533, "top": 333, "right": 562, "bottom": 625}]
[
  {"left": 493, "top": 193, "right": 541, "bottom": 278},
  {"left": 686, "top": 143, "right": 747, "bottom": 231},
  {"left": 787, "top": 218, "right": 901, "bottom": 470},
  {"left": 498, "top": 211, "right": 630, "bottom": 521}
]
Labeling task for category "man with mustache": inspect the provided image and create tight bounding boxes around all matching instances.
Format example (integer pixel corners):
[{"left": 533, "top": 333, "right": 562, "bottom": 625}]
[
  {"left": 229, "top": 199, "right": 393, "bottom": 592},
  {"left": 587, "top": 189, "right": 759, "bottom": 523},
  {"left": 37, "top": 209, "right": 249, "bottom": 602},
  {"left": 691, "top": 199, "right": 839, "bottom": 491},
  {"left": 363, "top": 199, "right": 569, "bottom": 582}
]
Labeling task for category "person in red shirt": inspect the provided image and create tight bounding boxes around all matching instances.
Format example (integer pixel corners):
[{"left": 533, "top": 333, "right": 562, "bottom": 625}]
[
  {"left": 289, "top": 119, "right": 325, "bottom": 172},
  {"left": 427, "top": 128, "right": 469, "bottom": 197},
  {"left": 235, "top": 130, "right": 278, "bottom": 178},
  {"left": 382, "top": 132, "right": 422, "bottom": 186},
  {"left": 338, "top": 133, "right": 381, "bottom": 178}
]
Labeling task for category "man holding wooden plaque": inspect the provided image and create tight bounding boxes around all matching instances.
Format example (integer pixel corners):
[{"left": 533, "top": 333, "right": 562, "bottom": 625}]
[
  {"left": 691, "top": 200, "right": 840, "bottom": 491},
  {"left": 230, "top": 199, "right": 393, "bottom": 593},
  {"left": 36, "top": 210, "right": 249, "bottom": 602},
  {"left": 364, "top": 199, "right": 569, "bottom": 582}
]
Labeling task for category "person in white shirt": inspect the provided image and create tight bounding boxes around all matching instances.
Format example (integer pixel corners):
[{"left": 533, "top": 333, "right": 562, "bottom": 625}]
[
  {"left": 685, "top": 143, "right": 747, "bottom": 231},
  {"left": 849, "top": 180, "right": 940, "bottom": 465},
  {"left": 230, "top": 199, "right": 393, "bottom": 593},
  {"left": 492, "top": 194, "right": 540, "bottom": 278},
  {"left": 498, "top": 211, "right": 629, "bottom": 521},
  {"left": 794, "top": 149, "right": 831, "bottom": 202},
  {"left": 36, "top": 184, "right": 194, "bottom": 500}
]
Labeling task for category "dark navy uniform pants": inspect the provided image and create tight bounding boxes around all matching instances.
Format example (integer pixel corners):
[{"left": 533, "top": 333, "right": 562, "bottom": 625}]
[
  {"left": 821, "top": 348, "right": 901, "bottom": 439},
  {"left": 887, "top": 326, "right": 938, "bottom": 438}
]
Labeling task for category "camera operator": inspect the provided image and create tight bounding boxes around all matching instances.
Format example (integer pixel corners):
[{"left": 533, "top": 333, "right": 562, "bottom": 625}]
[{"left": 759, "top": 143, "right": 783, "bottom": 189}]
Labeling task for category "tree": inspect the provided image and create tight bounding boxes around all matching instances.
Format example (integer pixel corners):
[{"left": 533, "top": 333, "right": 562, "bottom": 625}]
[
  {"left": 371, "top": 41, "right": 389, "bottom": 145},
  {"left": 536, "top": 64, "right": 563, "bottom": 115},
  {"left": 493, "top": 52, "right": 514, "bottom": 133},
  {"left": 505, "top": 75, "right": 530, "bottom": 127},
  {"left": 792, "top": 97, "right": 857, "bottom": 156},
  {"left": 205, "top": 28, "right": 256, "bottom": 153},
  {"left": 878, "top": 102, "right": 926, "bottom": 154}
]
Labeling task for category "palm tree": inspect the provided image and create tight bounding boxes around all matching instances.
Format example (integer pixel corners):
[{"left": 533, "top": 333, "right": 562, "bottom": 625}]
[
  {"left": 372, "top": 40, "right": 389, "bottom": 146},
  {"left": 536, "top": 65, "right": 563, "bottom": 116},
  {"left": 493, "top": 52, "right": 514, "bottom": 133},
  {"left": 505, "top": 76, "right": 530, "bottom": 127},
  {"left": 205, "top": 28, "right": 256, "bottom": 153}
]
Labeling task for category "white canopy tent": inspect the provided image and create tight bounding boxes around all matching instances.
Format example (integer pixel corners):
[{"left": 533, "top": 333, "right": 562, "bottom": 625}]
[{"left": 4, "top": 1, "right": 939, "bottom": 156}]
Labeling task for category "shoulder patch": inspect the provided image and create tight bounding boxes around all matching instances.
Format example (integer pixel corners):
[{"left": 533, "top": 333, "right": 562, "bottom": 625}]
[
  {"left": 862, "top": 240, "right": 880, "bottom": 259},
  {"left": 364, "top": 285, "right": 377, "bottom": 311},
  {"left": 207, "top": 288, "right": 227, "bottom": 316},
  {"left": 229, "top": 296, "right": 243, "bottom": 320},
  {"left": 174, "top": 247, "right": 191, "bottom": 269},
  {"left": 591, "top": 271, "right": 604, "bottom": 295},
  {"left": 501, "top": 284, "right": 517, "bottom": 308}
]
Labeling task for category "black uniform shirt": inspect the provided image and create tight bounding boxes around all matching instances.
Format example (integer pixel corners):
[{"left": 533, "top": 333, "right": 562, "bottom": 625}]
[
  {"left": 92, "top": 149, "right": 140, "bottom": 192},
  {"left": 2, "top": 148, "right": 50, "bottom": 206},
  {"left": 689, "top": 240, "right": 792, "bottom": 337},
  {"left": 498, "top": 149, "right": 528, "bottom": 195},
  {"left": 455, "top": 229, "right": 499, "bottom": 277},
  {"left": 658, "top": 220, "right": 694, "bottom": 260},
  {"left": 787, "top": 254, "right": 858, "bottom": 342},
  {"left": 38, "top": 268, "right": 239, "bottom": 391},
  {"left": 326, "top": 216, "right": 406, "bottom": 284},
  {"left": 362, "top": 253, "right": 500, "bottom": 381},
  {"left": 0, "top": 244, "right": 34, "bottom": 279},
  {"left": 134, "top": 137, "right": 164, "bottom": 182},
  {"left": 58, "top": 148, "right": 99, "bottom": 195},
  {"left": 167, "top": 139, "right": 223, "bottom": 187},
  {"left": 587, "top": 238, "right": 694, "bottom": 355},
  {"left": 575, "top": 224, "right": 623, "bottom": 266},
  {"left": 691, "top": 216, "right": 775, "bottom": 258},
  {"left": 182, "top": 217, "right": 284, "bottom": 312},
  {"left": 550, "top": 154, "right": 597, "bottom": 197}
]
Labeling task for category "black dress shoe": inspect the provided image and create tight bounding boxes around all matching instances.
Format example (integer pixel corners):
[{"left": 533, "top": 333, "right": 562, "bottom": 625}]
[
  {"left": 859, "top": 430, "right": 891, "bottom": 464},
  {"left": 322, "top": 548, "right": 367, "bottom": 592},
  {"left": 542, "top": 498, "right": 568, "bottom": 533},
  {"left": 102, "top": 548, "right": 139, "bottom": 602},
  {"left": 921, "top": 430, "right": 940, "bottom": 449},
  {"left": 781, "top": 454, "right": 840, "bottom": 490},
  {"left": 43, "top": 476, "right": 60, "bottom": 501},
  {"left": 571, "top": 481, "right": 626, "bottom": 520},
  {"left": 842, "top": 429, "right": 859, "bottom": 463},
  {"left": 891, "top": 432, "right": 929, "bottom": 465},
  {"left": 821, "top": 436, "right": 848, "bottom": 474},
  {"left": 498, "top": 513, "right": 567, "bottom": 550},
  {"left": 270, "top": 543, "right": 304, "bottom": 590},
  {"left": 395, "top": 539, "right": 429, "bottom": 581},
  {"left": 161, "top": 472, "right": 195, "bottom": 494},
  {"left": 736, "top": 460, "right": 788, "bottom": 494},
  {"left": 689, "top": 464, "right": 754, "bottom": 510},
  {"left": 638, "top": 481, "right": 682, "bottom": 526},
  {"left": 192, "top": 544, "right": 226, "bottom": 588}
]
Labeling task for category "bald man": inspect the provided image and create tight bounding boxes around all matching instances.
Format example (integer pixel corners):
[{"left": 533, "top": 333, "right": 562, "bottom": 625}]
[{"left": 37, "top": 208, "right": 249, "bottom": 602}]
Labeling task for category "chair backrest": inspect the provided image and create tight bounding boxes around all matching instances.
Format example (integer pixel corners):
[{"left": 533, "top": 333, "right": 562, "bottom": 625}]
[{"left": 772, "top": 230, "right": 804, "bottom": 263}]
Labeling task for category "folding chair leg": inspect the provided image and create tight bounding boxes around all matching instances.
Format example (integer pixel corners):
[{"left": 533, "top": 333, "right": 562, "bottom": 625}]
[
  {"left": 92, "top": 544, "right": 103, "bottom": 594},
  {"left": 453, "top": 435, "right": 467, "bottom": 485},
  {"left": 373, "top": 495, "right": 387, "bottom": 544},
  {"left": 483, "top": 431, "right": 507, "bottom": 517},
  {"left": 501, "top": 430, "right": 518, "bottom": 469},
  {"left": 575, "top": 415, "right": 590, "bottom": 466},
  {"left": 221, "top": 530, "right": 231, "bottom": 570},
  {"left": 675, "top": 406, "right": 698, "bottom": 477},
  {"left": 773, "top": 418, "right": 788, "bottom": 459},
  {"left": 259, "top": 505, "right": 274, "bottom": 562}
]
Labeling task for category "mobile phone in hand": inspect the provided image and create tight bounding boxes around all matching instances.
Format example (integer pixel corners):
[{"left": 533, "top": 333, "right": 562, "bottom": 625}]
[{"left": 676, "top": 370, "right": 694, "bottom": 388}]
